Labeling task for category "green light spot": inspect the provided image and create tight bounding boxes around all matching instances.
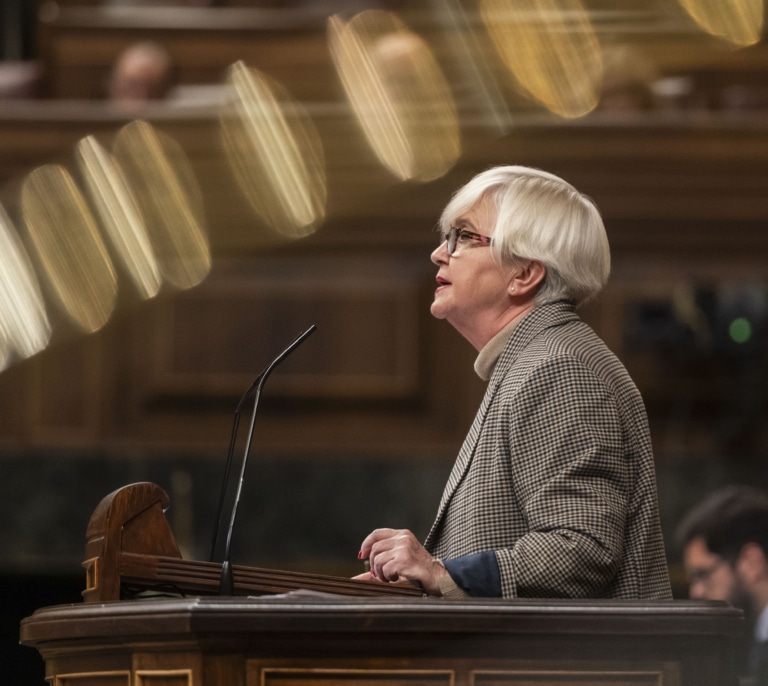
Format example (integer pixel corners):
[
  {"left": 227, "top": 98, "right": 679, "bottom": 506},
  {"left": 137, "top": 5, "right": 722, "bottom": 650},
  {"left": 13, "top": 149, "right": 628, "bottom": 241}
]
[{"left": 729, "top": 317, "right": 752, "bottom": 344}]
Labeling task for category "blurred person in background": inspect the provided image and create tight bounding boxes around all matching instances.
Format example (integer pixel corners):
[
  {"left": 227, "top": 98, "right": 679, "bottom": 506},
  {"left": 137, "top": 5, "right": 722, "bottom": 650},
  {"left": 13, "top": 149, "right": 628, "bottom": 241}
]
[
  {"left": 355, "top": 165, "right": 671, "bottom": 602},
  {"left": 678, "top": 485, "right": 768, "bottom": 685},
  {"left": 109, "top": 41, "right": 176, "bottom": 112},
  {"left": 597, "top": 44, "right": 659, "bottom": 113}
]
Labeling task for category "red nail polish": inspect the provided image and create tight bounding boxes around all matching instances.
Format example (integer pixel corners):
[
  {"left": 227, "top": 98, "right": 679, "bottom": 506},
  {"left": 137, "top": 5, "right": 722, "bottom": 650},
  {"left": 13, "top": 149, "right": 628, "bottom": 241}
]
[{"left": 357, "top": 551, "right": 363, "bottom": 559}]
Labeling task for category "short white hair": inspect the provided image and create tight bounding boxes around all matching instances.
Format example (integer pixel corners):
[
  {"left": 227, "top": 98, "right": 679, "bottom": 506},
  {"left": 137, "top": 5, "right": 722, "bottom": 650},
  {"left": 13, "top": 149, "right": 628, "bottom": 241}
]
[{"left": 439, "top": 166, "right": 611, "bottom": 306}]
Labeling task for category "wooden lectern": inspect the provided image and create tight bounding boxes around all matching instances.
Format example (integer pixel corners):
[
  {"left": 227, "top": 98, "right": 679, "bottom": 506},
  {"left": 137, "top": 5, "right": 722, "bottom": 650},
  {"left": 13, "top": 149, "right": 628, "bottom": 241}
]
[
  {"left": 81, "top": 481, "right": 422, "bottom": 600},
  {"left": 20, "top": 482, "right": 744, "bottom": 686},
  {"left": 22, "top": 595, "right": 742, "bottom": 686}
]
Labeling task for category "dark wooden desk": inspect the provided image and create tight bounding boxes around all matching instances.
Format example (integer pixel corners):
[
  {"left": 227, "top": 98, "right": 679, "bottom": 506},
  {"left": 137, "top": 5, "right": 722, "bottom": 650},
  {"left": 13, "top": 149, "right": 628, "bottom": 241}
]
[{"left": 21, "top": 596, "right": 742, "bottom": 686}]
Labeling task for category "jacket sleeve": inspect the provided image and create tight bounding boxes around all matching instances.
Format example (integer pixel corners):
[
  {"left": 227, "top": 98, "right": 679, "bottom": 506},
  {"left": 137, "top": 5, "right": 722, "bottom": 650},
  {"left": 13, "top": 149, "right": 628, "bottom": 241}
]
[
  {"left": 443, "top": 551, "right": 501, "bottom": 597},
  {"left": 493, "top": 354, "right": 630, "bottom": 598}
]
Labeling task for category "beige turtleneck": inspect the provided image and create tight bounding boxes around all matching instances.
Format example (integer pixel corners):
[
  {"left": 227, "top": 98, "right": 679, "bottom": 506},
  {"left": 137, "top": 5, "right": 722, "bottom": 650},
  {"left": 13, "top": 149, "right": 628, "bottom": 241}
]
[{"left": 474, "top": 317, "right": 523, "bottom": 381}]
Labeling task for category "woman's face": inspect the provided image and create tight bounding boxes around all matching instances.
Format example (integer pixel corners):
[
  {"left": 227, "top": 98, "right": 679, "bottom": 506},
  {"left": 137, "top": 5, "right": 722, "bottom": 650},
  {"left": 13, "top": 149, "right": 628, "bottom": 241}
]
[{"left": 430, "top": 195, "right": 517, "bottom": 348}]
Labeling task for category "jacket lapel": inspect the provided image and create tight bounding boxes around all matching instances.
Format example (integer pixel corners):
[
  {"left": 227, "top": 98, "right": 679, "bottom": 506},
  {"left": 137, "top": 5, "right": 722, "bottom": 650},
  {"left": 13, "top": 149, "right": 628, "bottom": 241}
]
[{"left": 423, "top": 301, "right": 578, "bottom": 549}]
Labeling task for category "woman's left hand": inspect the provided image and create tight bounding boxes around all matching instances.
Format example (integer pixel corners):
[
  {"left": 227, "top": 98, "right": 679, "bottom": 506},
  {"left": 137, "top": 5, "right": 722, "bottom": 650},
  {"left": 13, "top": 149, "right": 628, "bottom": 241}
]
[{"left": 356, "top": 528, "right": 448, "bottom": 596}]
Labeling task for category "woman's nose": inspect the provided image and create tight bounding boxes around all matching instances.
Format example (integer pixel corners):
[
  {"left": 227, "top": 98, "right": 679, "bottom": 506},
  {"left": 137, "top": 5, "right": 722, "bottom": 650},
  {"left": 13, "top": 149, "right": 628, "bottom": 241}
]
[{"left": 431, "top": 240, "right": 448, "bottom": 265}]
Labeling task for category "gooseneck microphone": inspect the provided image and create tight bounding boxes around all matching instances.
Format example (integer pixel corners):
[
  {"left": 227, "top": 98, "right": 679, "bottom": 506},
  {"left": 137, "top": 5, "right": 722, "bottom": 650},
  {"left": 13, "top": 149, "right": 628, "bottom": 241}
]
[
  {"left": 208, "top": 373, "right": 263, "bottom": 565},
  {"left": 209, "top": 324, "right": 317, "bottom": 594}
]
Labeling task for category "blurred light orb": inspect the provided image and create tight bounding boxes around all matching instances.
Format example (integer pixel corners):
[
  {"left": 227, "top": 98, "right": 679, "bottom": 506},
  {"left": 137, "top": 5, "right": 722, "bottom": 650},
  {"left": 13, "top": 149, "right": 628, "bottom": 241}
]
[
  {"left": 0, "top": 335, "right": 8, "bottom": 371},
  {"left": 433, "top": 0, "right": 513, "bottom": 134},
  {"left": 479, "top": 0, "right": 603, "bottom": 119},
  {"left": 0, "top": 203, "right": 51, "bottom": 362},
  {"left": 21, "top": 164, "right": 117, "bottom": 334},
  {"left": 729, "top": 317, "right": 752, "bottom": 344},
  {"left": 220, "top": 61, "right": 326, "bottom": 239},
  {"left": 677, "top": 0, "right": 763, "bottom": 47},
  {"left": 113, "top": 120, "right": 211, "bottom": 291},
  {"left": 329, "top": 10, "right": 461, "bottom": 182},
  {"left": 76, "top": 135, "right": 162, "bottom": 300}
]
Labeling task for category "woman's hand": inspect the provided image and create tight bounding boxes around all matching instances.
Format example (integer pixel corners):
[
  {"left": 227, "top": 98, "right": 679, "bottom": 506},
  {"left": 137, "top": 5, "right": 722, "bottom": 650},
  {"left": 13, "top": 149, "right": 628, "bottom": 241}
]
[{"left": 356, "top": 528, "right": 448, "bottom": 596}]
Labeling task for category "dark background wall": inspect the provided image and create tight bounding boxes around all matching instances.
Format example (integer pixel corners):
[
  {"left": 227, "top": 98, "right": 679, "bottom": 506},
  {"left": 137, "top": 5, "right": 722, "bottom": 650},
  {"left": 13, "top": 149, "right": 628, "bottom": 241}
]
[{"left": 3, "top": 1, "right": 768, "bottom": 684}]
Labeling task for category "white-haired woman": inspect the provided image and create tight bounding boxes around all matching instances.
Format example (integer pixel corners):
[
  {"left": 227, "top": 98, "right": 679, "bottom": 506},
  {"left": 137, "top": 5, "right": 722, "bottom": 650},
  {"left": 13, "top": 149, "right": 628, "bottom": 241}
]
[{"left": 357, "top": 166, "right": 671, "bottom": 600}]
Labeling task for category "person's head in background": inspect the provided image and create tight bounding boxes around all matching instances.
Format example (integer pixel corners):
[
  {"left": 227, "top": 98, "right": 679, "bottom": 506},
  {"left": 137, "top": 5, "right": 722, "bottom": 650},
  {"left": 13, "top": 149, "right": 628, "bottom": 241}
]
[
  {"left": 109, "top": 42, "right": 175, "bottom": 111},
  {"left": 678, "top": 485, "right": 768, "bottom": 617}
]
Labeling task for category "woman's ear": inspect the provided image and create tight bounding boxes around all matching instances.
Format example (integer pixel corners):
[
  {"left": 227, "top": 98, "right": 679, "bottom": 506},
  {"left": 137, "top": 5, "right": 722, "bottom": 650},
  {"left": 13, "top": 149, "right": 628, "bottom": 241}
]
[{"left": 508, "top": 260, "right": 546, "bottom": 297}]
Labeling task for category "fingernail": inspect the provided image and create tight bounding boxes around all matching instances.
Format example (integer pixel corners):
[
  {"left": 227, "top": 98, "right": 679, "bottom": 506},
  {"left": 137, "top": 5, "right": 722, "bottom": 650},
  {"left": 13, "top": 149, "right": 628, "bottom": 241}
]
[{"left": 357, "top": 550, "right": 363, "bottom": 560}]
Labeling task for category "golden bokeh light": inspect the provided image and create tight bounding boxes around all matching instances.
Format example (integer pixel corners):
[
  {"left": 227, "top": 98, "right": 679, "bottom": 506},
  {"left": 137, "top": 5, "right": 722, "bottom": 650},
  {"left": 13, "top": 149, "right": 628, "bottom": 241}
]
[
  {"left": 113, "top": 120, "right": 211, "bottom": 291},
  {"left": 21, "top": 165, "right": 117, "bottom": 334},
  {"left": 329, "top": 10, "right": 460, "bottom": 182},
  {"left": 0, "top": 203, "right": 51, "bottom": 363},
  {"left": 677, "top": 0, "right": 763, "bottom": 47},
  {"left": 0, "top": 335, "right": 8, "bottom": 371},
  {"left": 479, "top": 0, "right": 603, "bottom": 119},
  {"left": 220, "top": 61, "right": 327, "bottom": 239},
  {"left": 433, "top": 0, "right": 512, "bottom": 134},
  {"left": 76, "top": 135, "right": 162, "bottom": 300}
]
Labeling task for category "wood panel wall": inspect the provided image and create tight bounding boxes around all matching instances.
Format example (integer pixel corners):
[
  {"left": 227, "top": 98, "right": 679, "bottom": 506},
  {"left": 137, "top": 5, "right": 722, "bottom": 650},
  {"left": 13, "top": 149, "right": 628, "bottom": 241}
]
[
  {"left": 2, "top": 2, "right": 768, "bottom": 462},
  {"left": 1, "top": 100, "right": 768, "bottom": 461},
  {"left": 35, "top": 2, "right": 768, "bottom": 104}
]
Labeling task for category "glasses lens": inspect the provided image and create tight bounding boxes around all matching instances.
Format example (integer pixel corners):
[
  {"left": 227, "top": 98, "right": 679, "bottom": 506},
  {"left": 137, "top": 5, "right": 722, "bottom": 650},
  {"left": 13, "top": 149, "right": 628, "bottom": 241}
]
[{"left": 446, "top": 226, "right": 457, "bottom": 255}]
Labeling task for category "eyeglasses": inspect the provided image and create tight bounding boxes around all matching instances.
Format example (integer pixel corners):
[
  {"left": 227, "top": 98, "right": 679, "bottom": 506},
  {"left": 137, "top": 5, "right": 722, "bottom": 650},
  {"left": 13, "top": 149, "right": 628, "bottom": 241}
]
[
  {"left": 443, "top": 225, "right": 492, "bottom": 256},
  {"left": 687, "top": 558, "right": 728, "bottom": 587}
]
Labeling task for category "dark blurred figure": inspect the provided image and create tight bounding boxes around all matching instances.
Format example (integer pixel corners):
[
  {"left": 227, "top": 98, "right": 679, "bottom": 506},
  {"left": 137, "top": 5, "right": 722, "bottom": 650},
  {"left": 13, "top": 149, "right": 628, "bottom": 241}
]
[
  {"left": 0, "top": 61, "right": 40, "bottom": 99},
  {"left": 598, "top": 44, "right": 658, "bottom": 112},
  {"left": 678, "top": 485, "right": 768, "bottom": 685},
  {"left": 109, "top": 41, "right": 175, "bottom": 112}
]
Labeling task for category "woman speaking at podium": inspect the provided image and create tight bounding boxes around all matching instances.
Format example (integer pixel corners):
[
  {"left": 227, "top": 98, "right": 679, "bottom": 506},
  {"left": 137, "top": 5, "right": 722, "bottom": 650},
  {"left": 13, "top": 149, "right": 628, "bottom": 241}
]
[{"left": 356, "top": 165, "right": 671, "bottom": 600}]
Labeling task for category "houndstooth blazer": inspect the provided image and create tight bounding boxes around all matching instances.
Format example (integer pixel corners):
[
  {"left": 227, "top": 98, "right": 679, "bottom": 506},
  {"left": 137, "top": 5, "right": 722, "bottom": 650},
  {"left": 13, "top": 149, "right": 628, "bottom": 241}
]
[{"left": 425, "top": 301, "right": 672, "bottom": 599}]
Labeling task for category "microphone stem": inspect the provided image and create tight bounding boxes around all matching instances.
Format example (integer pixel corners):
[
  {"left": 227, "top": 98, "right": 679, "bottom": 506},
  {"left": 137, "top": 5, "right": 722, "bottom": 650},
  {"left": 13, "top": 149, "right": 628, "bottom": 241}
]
[
  {"left": 215, "top": 324, "right": 316, "bottom": 594},
  {"left": 220, "top": 380, "right": 263, "bottom": 569}
]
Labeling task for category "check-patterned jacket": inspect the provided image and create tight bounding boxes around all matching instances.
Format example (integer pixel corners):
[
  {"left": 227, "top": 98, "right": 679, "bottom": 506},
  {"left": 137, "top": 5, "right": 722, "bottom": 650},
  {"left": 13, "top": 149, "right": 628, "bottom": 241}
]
[{"left": 425, "top": 301, "right": 672, "bottom": 599}]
